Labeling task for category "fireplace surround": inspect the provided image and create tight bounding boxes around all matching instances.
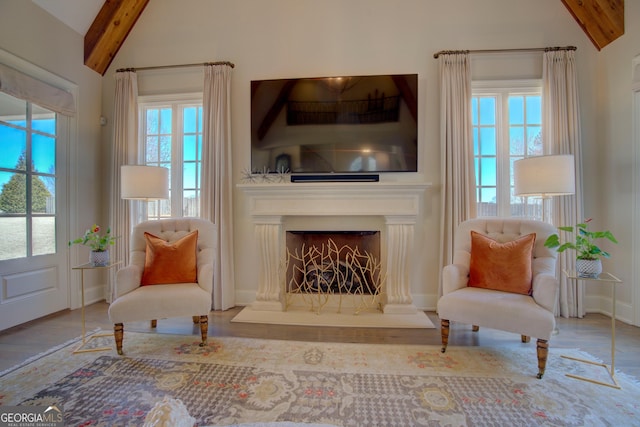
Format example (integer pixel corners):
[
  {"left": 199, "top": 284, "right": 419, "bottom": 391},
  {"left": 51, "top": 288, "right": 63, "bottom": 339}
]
[{"left": 238, "top": 181, "right": 430, "bottom": 314}]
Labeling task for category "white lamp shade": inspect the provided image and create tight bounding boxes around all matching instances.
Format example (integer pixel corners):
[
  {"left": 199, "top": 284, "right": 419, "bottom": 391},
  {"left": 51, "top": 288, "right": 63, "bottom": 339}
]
[
  {"left": 121, "top": 165, "right": 169, "bottom": 200},
  {"left": 514, "top": 154, "right": 575, "bottom": 197}
]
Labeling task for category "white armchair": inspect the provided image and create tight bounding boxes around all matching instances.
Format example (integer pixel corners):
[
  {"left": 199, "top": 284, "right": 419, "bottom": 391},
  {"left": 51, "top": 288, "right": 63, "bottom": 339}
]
[
  {"left": 437, "top": 218, "right": 558, "bottom": 379},
  {"left": 108, "top": 218, "right": 215, "bottom": 355}
]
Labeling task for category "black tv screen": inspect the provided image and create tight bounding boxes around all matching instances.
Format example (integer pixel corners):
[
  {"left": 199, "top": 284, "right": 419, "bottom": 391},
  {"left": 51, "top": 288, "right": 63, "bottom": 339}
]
[{"left": 251, "top": 74, "right": 418, "bottom": 174}]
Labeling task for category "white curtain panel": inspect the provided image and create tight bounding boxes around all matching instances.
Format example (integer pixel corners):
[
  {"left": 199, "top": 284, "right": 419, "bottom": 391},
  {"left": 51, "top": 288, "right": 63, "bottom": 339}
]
[
  {"left": 543, "top": 49, "right": 584, "bottom": 318},
  {"left": 202, "top": 64, "right": 235, "bottom": 310},
  {"left": 108, "top": 71, "right": 138, "bottom": 302},
  {"left": 437, "top": 52, "right": 477, "bottom": 296}
]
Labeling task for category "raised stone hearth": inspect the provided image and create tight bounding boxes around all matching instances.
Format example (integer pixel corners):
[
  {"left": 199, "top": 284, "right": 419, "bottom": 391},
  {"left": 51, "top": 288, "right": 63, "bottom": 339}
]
[{"left": 239, "top": 181, "right": 430, "bottom": 315}]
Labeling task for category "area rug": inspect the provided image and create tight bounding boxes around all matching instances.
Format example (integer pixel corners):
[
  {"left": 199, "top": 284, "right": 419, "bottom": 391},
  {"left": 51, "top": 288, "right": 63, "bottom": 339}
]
[
  {"left": 1, "top": 331, "right": 639, "bottom": 426},
  {"left": 231, "top": 306, "right": 435, "bottom": 329}
]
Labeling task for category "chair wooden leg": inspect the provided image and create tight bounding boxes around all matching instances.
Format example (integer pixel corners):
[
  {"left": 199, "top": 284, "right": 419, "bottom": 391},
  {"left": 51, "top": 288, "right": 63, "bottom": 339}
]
[
  {"left": 114, "top": 323, "right": 124, "bottom": 355},
  {"left": 472, "top": 325, "right": 479, "bottom": 332},
  {"left": 536, "top": 339, "right": 549, "bottom": 379},
  {"left": 192, "top": 316, "right": 200, "bottom": 324},
  {"left": 151, "top": 319, "right": 157, "bottom": 328},
  {"left": 521, "top": 335, "right": 530, "bottom": 343},
  {"left": 440, "top": 319, "right": 450, "bottom": 353},
  {"left": 198, "top": 315, "right": 208, "bottom": 347}
]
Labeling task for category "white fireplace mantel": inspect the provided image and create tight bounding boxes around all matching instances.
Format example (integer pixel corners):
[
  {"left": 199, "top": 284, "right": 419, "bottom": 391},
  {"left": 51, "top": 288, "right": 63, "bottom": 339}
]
[{"left": 238, "top": 181, "right": 431, "bottom": 314}]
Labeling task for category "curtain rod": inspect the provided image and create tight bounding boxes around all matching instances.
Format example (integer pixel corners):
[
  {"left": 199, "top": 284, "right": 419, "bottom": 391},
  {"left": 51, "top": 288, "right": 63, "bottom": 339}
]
[
  {"left": 433, "top": 46, "right": 576, "bottom": 59},
  {"left": 116, "top": 61, "right": 235, "bottom": 73}
]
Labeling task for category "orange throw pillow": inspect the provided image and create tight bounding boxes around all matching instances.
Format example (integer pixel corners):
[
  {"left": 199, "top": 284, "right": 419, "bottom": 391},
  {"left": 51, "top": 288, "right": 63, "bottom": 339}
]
[
  {"left": 468, "top": 231, "right": 535, "bottom": 295},
  {"left": 141, "top": 230, "right": 198, "bottom": 286}
]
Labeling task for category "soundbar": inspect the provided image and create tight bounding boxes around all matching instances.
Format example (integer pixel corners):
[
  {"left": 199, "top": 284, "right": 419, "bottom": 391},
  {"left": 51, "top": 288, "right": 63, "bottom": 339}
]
[{"left": 291, "top": 174, "right": 380, "bottom": 183}]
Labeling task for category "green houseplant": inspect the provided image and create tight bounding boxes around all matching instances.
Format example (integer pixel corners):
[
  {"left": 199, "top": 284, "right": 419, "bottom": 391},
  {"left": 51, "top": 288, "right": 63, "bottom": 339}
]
[
  {"left": 69, "top": 224, "right": 116, "bottom": 266},
  {"left": 544, "top": 218, "right": 618, "bottom": 277}
]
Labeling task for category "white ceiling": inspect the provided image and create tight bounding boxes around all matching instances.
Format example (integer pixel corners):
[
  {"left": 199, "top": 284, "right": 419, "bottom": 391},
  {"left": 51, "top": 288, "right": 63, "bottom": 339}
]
[{"left": 32, "top": 0, "right": 105, "bottom": 36}]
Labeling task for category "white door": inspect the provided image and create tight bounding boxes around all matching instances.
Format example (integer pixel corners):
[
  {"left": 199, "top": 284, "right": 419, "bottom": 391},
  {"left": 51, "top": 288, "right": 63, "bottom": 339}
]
[{"left": 0, "top": 96, "right": 69, "bottom": 331}]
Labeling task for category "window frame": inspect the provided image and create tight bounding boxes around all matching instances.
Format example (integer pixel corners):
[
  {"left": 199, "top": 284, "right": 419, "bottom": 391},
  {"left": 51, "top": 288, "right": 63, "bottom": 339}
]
[
  {"left": 0, "top": 96, "right": 61, "bottom": 260},
  {"left": 137, "top": 93, "right": 203, "bottom": 222},
  {"left": 472, "top": 79, "right": 544, "bottom": 219}
]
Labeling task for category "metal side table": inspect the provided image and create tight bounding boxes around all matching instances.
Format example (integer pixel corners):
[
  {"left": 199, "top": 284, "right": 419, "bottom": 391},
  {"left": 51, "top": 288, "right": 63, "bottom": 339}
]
[
  {"left": 71, "top": 260, "right": 121, "bottom": 354},
  {"left": 562, "top": 270, "right": 622, "bottom": 389}
]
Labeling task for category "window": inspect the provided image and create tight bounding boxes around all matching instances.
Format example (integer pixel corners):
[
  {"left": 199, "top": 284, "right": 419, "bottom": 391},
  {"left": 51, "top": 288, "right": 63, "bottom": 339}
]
[
  {"left": 139, "top": 95, "right": 203, "bottom": 220},
  {"left": 0, "top": 92, "right": 58, "bottom": 260},
  {"left": 472, "top": 81, "right": 543, "bottom": 219}
]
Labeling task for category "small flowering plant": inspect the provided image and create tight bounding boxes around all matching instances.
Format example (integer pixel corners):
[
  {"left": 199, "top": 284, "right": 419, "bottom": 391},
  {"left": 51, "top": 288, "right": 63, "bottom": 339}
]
[{"left": 69, "top": 224, "right": 116, "bottom": 252}]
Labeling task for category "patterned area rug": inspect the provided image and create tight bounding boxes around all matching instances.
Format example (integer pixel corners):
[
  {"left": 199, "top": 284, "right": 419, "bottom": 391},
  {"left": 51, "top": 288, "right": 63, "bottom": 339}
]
[{"left": 1, "top": 331, "right": 639, "bottom": 426}]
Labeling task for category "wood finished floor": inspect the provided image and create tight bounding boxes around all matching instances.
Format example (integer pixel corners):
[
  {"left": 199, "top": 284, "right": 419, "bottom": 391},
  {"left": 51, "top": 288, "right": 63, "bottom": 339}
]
[{"left": 1, "top": 302, "right": 639, "bottom": 380}]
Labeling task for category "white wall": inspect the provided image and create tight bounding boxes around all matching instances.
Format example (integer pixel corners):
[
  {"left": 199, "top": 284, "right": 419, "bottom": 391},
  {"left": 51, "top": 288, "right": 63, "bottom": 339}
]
[
  {"left": 595, "top": 1, "right": 640, "bottom": 325},
  {"left": 0, "top": 1, "right": 105, "bottom": 307},
  {"left": 98, "top": 0, "right": 637, "bottom": 321}
]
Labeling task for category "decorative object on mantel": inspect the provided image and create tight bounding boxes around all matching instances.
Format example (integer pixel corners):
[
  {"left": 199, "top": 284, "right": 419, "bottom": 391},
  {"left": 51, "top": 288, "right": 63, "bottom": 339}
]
[
  {"left": 544, "top": 218, "right": 618, "bottom": 278},
  {"left": 240, "top": 167, "right": 290, "bottom": 184},
  {"left": 283, "top": 238, "right": 386, "bottom": 315},
  {"left": 69, "top": 224, "right": 116, "bottom": 266}
]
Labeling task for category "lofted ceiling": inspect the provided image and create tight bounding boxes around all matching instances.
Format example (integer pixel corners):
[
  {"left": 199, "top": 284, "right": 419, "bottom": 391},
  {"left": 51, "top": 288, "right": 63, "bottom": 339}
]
[{"left": 33, "top": 0, "right": 625, "bottom": 76}]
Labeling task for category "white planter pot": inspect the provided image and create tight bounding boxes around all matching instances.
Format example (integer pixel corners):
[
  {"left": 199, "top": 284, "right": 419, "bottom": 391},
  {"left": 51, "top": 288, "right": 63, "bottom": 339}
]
[
  {"left": 90, "top": 249, "right": 110, "bottom": 267},
  {"left": 576, "top": 258, "right": 602, "bottom": 278}
]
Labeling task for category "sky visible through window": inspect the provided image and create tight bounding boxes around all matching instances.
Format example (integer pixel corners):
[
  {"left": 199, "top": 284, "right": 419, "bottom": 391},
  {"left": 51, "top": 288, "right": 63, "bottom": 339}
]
[{"left": 0, "top": 119, "right": 56, "bottom": 192}]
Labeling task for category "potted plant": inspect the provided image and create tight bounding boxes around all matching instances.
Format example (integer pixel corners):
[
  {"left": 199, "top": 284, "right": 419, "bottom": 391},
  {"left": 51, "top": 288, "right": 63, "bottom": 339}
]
[
  {"left": 544, "top": 218, "right": 618, "bottom": 278},
  {"left": 69, "top": 224, "right": 116, "bottom": 266}
]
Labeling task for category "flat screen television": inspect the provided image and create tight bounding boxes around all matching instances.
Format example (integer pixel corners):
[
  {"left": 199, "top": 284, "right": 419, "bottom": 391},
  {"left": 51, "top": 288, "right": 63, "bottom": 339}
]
[{"left": 250, "top": 74, "right": 418, "bottom": 175}]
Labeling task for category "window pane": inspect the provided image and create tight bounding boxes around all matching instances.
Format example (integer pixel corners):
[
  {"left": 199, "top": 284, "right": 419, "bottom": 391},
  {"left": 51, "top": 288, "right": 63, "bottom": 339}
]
[
  {"left": 509, "top": 96, "right": 524, "bottom": 123},
  {"left": 32, "top": 134, "right": 56, "bottom": 173},
  {"left": 0, "top": 171, "right": 26, "bottom": 213},
  {"left": 509, "top": 157, "right": 523, "bottom": 186},
  {"left": 526, "top": 96, "right": 541, "bottom": 123},
  {"left": 146, "top": 109, "right": 158, "bottom": 134},
  {"left": 183, "top": 189, "right": 199, "bottom": 217},
  {"left": 184, "top": 107, "right": 197, "bottom": 133},
  {"left": 146, "top": 136, "right": 159, "bottom": 162},
  {"left": 160, "top": 136, "right": 172, "bottom": 161},
  {"left": 0, "top": 217, "right": 27, "bottom": 260},
  {"left": 473, "top": 128, "right": 479, "bottom": 155},
  {"left": 479, "top": 128, "right": 496, "bottom": 155},
  {"left": 478, "top": 188, "right": 497, "bottom": 217},
  {"left": 160, "top": 108, "right": 172, "bottom": 134},
  {"left": 184, "top": 135, "right": 197, "bottom": 161},
  {"left": 509, "top": 127, "right": 525, "bottom": 155},
  {"left": 474, "top": 158, "right": 479, "bottom": 185},
  {"left": 31, "top": 175, "right": 53, "bottom": 213},
  {"left": 32, "top": 216, "right": 55, "bottom": 256},
  {"left": 183, "top": 162, "right": 197, "bottom": 188},
  {"left": 0, "top": 125, "right": 26, "bottom": 169},
  {"left": 471, "top": 98, "right": 478, "bottom": 126},
  {"left": 527, "top": 125, "right": 542, "bottom": 154},
  {"left": 479, "top": 158, "right": 497, "bottom": 186},
  {"left": 478, "top": 98, "right": 495, "bottom": 125},
  {"left": 32, "top": 111, "right": 55, "bottom": 133}
]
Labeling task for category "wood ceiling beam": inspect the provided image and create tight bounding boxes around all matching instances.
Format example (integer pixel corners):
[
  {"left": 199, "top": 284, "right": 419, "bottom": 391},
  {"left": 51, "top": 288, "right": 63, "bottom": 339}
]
[
  {"left": 84, "top": 0, "right": 150, "bottom": 75},
  {"left": 561, "top": 0, "right": 624, "bottom": 51}
]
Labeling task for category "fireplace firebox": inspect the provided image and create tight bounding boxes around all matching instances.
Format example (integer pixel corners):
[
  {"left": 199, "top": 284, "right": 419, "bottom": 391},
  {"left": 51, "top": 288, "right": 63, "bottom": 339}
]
[{"left": 284, "top": 230, "right": 383, "bottom": 313}]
